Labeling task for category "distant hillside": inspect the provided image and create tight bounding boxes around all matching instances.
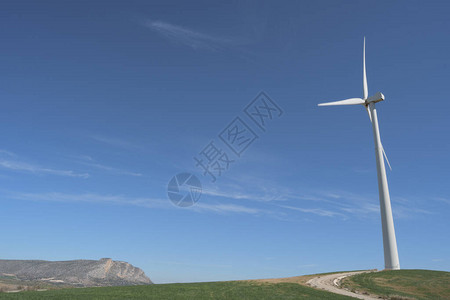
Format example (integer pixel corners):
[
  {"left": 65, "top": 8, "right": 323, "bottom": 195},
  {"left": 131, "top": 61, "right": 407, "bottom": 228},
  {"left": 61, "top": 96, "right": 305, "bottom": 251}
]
[{"left": 0, "top": 258, "right": 152, "bottom": 287}]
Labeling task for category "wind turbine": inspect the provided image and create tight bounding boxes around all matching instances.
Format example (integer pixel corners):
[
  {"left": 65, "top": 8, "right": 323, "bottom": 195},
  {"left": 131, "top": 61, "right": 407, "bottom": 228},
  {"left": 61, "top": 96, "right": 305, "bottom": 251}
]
[{"left": 318, "top": 37, "right": 400, "bottom": 270}]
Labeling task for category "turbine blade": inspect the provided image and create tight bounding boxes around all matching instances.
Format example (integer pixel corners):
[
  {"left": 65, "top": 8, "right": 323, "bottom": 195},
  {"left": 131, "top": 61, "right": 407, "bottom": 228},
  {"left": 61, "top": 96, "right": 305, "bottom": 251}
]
[
  {"left": 318, "top": 98, "right": 365, "bottom": 106},
  {"left": 382, "top": 145, "right": 392, "bottom": 171},
  {"left": 363, "top": 37, "right": 368, "bottom": 100},
  {"left": 365, "top": 105, "right": 372, "bottom": 122}
]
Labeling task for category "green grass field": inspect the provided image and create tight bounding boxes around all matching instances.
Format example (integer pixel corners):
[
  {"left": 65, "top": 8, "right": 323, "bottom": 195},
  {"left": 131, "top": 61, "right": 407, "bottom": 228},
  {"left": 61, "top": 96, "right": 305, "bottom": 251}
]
[
  {"left": 341, "top": 269, "right": 450, "bottom": 300},
  {"left": 1, "top": 269, "right": 448, "bottom": 299},
  {"left": 0, "top": 280, "right": 354, "bottom": 300}
]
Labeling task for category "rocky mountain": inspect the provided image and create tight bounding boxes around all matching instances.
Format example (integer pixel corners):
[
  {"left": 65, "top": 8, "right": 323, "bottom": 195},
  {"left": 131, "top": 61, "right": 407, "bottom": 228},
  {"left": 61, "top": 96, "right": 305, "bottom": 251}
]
[{"left": 0, "top": 258, "right": 152, "bottom": 287}]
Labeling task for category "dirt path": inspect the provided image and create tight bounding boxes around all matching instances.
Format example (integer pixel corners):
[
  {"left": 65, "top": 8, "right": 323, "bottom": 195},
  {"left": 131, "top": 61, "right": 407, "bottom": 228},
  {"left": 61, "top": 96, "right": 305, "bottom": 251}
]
[{"left": 306, "top": 270, "right": 381, "bottom": 300}]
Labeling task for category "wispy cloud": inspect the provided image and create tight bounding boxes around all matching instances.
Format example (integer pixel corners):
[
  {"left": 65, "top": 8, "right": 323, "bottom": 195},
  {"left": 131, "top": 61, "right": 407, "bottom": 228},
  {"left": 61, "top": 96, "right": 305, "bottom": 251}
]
[
  {"left": 201, "top": 176, "right": 436, "bottom": 220},
  {"left": 0, "top": 158, "right": 89, "bottom": 178},
  {"left": 200, "top": 180, "right": 352, "bottom": 219},
  {"left": 9, "top": 192, "right": 168, "bottom": 208},
  {"left": 193, "top": 202, "right": 263, "bottom": 215},
  {"left": 202, "top": 187, "right": 282, "bottom": 202},
  {"left": 143, "top": 20, "right": 242, "bottom": 51},
  {"left": 392, "top": 205, "right": 433, "bottom": 219},
  {"left": 339, "top": 203, "right": 380, "bottom": 215},
  {"left": 83, "top": 161, "right": 143, "bottom": 177},
  {"left": 200, "top": 179, "right": 370, "bottom": 218},
  {"left": 0, "top": 149, "right": 17, "bottom": 157},
  {"left": 313, "top": 190, "right": 436, "bottom": 219},
  {"left": 5, "top": 190, "right": 271, "bottom": 216},
  {"left": 434, "top": 197, "right": 450, "bottom": 205},
  {"left": 280, "top": 205, "right": 345, "bottom": 218},
  {"left": 74, "top": 155, "right": 143, "bottom": 177}
]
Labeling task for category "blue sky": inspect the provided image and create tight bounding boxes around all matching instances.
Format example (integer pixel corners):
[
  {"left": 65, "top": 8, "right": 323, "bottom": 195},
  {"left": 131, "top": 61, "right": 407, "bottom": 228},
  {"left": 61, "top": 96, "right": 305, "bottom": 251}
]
[{"left": 0, "top": 0, "right": 449, "bottom": 283}]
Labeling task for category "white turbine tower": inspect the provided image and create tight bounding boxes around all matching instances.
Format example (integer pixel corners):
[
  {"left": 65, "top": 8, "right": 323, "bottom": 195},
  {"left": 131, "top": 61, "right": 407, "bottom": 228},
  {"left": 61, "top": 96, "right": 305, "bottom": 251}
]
[{"left": 318, "top": 37, "right": 400, "bottom": 270}]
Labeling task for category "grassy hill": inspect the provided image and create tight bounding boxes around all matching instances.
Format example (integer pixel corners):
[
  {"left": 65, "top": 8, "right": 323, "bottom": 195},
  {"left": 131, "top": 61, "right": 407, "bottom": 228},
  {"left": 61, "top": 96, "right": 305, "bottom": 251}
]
[
  {"left": 0, "top": 280, "right": 355, "bottom": 300},
  {"left": 0, "top": 269, "right": 448, "bottom": 299},
  {"left": 341, "top": 269, "right": 450, "bottom": 300}
]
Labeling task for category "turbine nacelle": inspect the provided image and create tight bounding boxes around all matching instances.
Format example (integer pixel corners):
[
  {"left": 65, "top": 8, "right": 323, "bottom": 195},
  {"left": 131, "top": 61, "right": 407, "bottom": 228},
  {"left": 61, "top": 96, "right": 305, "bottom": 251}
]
[{"left": 366, "top": 92, "right": 385, "bottom": 104}]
